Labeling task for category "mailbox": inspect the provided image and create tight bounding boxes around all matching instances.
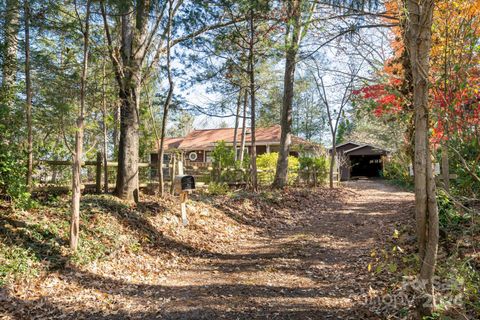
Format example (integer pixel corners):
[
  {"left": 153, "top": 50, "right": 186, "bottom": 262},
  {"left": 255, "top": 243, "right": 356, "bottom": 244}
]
[{"left": 174, "top": 175, "right": 195, "bottom": 193}]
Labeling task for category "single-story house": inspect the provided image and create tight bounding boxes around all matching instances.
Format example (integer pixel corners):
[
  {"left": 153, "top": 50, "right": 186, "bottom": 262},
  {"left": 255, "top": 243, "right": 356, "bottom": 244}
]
[
  {"left": 151, "top": 125, "right": 315, "bottom": 167},
  {"left": 331, "top": 142, "right": 389, "bottom": 181}
]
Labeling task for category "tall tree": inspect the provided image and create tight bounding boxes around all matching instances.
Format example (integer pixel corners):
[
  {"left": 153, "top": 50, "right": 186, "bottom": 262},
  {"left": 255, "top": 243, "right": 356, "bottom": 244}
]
[
  {"left": 1, "top": 0, "right": 20, "bottom": 120},
  {"left": 248, "top": 4, "right": 258, "bottom": 191},
  {"left": 272, "top": 0, "right": 314, "bottom": 188},
  {"left": 158, "top": 0, "right": 175, "bottom": 197},
  {"left": 25, "top": 0, "right": 33, "bottom": 189},
  {"left": 100, "top": 0, "right": 244, "bottom": 202},
  {"left": 70, "top": 0, "right": 91, "bottom": 251},
  {"left": 404, "top": 0, "right": 439, "bottom": 315}
]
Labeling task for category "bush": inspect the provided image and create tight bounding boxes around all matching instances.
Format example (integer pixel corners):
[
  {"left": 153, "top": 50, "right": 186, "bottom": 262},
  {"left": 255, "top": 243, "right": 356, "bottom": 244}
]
[
  {"left": 256, "top": 152, "right": 299, "bottom": 185},
  {"left": 0, "top": 143, "right": 32, "bottom": 209},
  {"left": 298, "top": 156, "right": 329, "bottom": 185},
  {"left": 211, "top": 141, "right": 249, "bottom": 183},
  {"left": 436, "top": 189, "right": 469, "bottom": 229},
  {"left": 383, "top": 152, "right": 413, "bottom": 188},
  {"left": 207, "top": 182, "right": 230, "bottom": 195}
]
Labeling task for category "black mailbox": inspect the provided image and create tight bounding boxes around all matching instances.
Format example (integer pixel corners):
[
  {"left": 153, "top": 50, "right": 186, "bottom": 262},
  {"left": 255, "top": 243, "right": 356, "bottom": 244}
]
[{"left": 174, "top": 175, "right": 195, "bottom": 193}]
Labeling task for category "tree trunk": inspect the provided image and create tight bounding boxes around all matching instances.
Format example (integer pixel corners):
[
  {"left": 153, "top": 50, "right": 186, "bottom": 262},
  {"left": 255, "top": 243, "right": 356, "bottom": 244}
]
[
  {"left": 239, "top": 92, "right": 248, "bottom": 163},
  {"left": 272, "top": 0, "right": 301, "bottom": 189},
  {"left": 113, "top": 102, "right": 120, "bottom": 158},
  {"left": 248, "top": 8, "right": 258, "bottom": 192},
  {"left": 405, "top": 0, "right": 439, "bottom": 315},
  {"left": 24, "top": 0, "right": 33, "bottom": 190},
  {"left": 70, "top": 0, "right": 91, "bottom": 251},
  {"left": 233, "top": 89, "right": 242, "bottom": 162},
  {"left": 158, "top": 0, "right": 174, "bottom": 198},
  {"left": 329, "top": 135, "right": 336, "bottom": 189},
  {"left": 102, "top": 1, "right": 150, "bottom": 203},
  {"left": 115, "top": 86, "right": 140, "bottom": 202},
  {"left": 1, "top": 0, "right": 20, "bottom": 127},
  {"left": 102, "top": 62, "right": 109, "bottom": 193}
]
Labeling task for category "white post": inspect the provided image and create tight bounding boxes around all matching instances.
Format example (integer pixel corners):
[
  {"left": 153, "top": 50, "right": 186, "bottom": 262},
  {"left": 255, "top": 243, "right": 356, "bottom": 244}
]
[
  {"left": 266, "top": 144, "right": 270, "bottom": 153},
  {"left": 178, "top": 160, "right": 184, "bottom": 175},
  {"left": 180, "top": 191, "right": 188, "bottom": 226}
]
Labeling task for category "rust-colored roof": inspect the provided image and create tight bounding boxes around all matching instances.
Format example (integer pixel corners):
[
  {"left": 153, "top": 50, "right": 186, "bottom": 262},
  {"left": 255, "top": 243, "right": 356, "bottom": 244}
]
[
  {"left": 154, "top": 137, "right": 183, "bottom": 150},
  {"left": 163, "top": 125, "right": 312, "bottom": 151}
]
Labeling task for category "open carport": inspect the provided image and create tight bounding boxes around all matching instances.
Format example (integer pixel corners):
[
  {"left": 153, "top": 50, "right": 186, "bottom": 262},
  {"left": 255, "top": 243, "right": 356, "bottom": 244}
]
[{"left": 332, "top": 142, "right": 389, "bottom": 181}]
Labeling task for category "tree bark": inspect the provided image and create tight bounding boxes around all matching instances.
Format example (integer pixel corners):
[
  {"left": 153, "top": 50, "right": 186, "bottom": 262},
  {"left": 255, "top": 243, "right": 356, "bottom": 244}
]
[
  {"left": 405, "top": 0, "right": 439, "bottom": 315},
  {"left": 158, "top": 0, "right": 175, "bottom": 197},
  {"left": 248, "top": 8, "right": 258, "bottom": 192},
  {"left": 101, "top": 0, "right": 152, "bottom": 202},
  {"left": 272, "top": 0, "right": 301, "bottom": 189},
  {"left": 233, "top": 89, "right": 243, "bottom": 162},
  {"left": 102, "top": 62, "right": 109, "bottom": 193},
  {"left": 1, "top": 0, "right": 20, "bottom": 125},
  {"left": 239, "top": 91, "right": 248, "bottom": 163},
  {"left": 25, "top": 0, "right": 33, "bottom": 190},
  {"left": 329, "top": 135, "right": 336, "bottom": 189},
  {"left": 70, "top": 0, "right": 91, "bottom": 251}
]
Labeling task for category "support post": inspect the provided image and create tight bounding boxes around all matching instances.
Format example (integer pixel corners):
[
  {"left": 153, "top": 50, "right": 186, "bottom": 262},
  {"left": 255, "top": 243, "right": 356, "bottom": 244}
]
[
  {"left": 180, "top": 191, "right": 188, "bottom": 226},
  {"left": 170, "top": 153, "right": 176, "bottom": 195},
  {"left": 96, "top": 151, "right": 102, "bottom": 194}
]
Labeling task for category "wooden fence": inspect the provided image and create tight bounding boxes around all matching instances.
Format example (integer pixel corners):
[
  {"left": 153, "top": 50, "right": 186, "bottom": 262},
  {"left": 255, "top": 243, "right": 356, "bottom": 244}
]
[{"left": 36, "top": 152, "right": 157, "bottom": 193}]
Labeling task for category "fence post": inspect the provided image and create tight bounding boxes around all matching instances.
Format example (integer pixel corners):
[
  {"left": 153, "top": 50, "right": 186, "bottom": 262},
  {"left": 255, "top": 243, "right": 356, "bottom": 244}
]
[{"left": 96, "top": 152, "right": 102, "bottom": 194}]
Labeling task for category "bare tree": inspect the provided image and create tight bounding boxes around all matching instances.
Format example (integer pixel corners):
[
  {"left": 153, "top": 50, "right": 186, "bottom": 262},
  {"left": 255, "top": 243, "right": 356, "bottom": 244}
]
[{"left": 312, "top": 63, "right": 358, "bottom": 188}]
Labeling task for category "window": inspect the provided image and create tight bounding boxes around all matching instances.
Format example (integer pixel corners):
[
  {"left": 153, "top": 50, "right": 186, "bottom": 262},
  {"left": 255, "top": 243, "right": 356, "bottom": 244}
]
[
  {"left": 205, "top": 151, "right": 212, "bottom": 163},
  {"left": 188, "top": 152, "right": 198, "bottom": 161}
]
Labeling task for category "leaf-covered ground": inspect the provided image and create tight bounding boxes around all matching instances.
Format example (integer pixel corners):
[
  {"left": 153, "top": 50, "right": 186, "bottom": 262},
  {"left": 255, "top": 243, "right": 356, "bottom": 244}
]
[{"left": 0, "top": 180, "right": 415, "bottom": 319}]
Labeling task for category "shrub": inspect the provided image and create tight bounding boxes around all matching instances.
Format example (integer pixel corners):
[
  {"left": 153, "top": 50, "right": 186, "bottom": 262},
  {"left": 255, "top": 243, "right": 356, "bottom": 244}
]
[
  {"left": 436, "top": 189, "right": 469, "bottom": 229},
  {"left": 298, "top": 156, "right": 329, "bottom": 185},
  {"left": 0, "top": 143, "right": 32, "bottom": 209},
  {"left": 211, "top": 141, "right": 235, "bottom": 169},
  {"left": 256, "top": 152, "right": 299, "bottom": 185},
  {"left": 211, "top": 141, "right": 250, "bottom": 183},
  {"left": 207, "top": 182, "right": 230, "bottom": 195},
  {"left": 383, "top": 151, "right": 413, "bottom": 187}
]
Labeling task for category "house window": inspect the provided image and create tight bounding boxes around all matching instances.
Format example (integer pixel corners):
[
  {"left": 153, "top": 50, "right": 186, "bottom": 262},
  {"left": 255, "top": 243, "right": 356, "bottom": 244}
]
[
  {"left": 188, "top": 152, "right": 198, "bottom": 161},
  {"left": 205, "top": 151, "right": 212, "bottom": 163}
]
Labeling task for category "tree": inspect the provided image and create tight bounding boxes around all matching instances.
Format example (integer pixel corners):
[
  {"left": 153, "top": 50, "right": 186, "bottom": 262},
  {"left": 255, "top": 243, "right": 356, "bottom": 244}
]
[
  {"left": 24, "top": 0, "right": 33, "bottom": 189},
  {"left": 157, "top": 0, "right": 175, "bottom": 197},
  {"left": 404, "top": 0, "right": 439, "bottom": 315},
  {"left": 70, "top": 0, "right": 91, "bottom": 251},
  {"left": 313, "top": 63, "right": 357, "bottom": 189},
  {"left": 1, "top": 0, "right": 20, "bottom": 125},
  {"left": 100, "top": 0, "right": 246, "bottom": 202},
  {"left": 273, "top": 0, "right": 315, "bottom": 188}
]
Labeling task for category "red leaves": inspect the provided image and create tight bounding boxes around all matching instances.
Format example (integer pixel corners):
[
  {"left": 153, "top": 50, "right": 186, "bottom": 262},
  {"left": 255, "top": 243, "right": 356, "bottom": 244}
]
[{"left": 353, "top": 82, "right": 403, "bottom": 117}]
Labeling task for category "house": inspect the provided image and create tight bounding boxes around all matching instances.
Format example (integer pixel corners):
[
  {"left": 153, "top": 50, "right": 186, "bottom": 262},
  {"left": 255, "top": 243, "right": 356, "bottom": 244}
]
[
  {"left": 151, "top": 125, "right": 315, "bottom": 167},
  {"left": 331, "top": 142, "right": 389, "bottom": 181}
]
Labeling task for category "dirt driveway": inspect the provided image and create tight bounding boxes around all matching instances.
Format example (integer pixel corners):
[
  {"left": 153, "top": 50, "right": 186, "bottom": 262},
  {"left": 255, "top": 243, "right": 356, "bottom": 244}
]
[
  {"left": 0, "top": 179, "right": 414, "bottom": 319},
  {"left": 153, "top": 180, "right": 414, "bottom": 319}
]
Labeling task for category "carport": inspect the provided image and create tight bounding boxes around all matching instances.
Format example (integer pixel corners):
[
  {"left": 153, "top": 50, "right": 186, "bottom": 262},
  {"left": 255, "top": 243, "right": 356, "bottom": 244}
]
[{"left": 332, "top": 143, "right": 389, "bottom": 181}]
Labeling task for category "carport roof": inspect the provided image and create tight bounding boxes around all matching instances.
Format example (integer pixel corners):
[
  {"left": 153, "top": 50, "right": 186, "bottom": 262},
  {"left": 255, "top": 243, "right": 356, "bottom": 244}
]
[{"left": 343, "top": 144, "right": 389, "bottom": 154}]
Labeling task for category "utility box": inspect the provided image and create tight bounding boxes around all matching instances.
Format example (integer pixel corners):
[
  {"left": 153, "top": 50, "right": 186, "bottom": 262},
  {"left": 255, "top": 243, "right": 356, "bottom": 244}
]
[{"left": 174, "top": 175, "right": 195, "bottom": 194}]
